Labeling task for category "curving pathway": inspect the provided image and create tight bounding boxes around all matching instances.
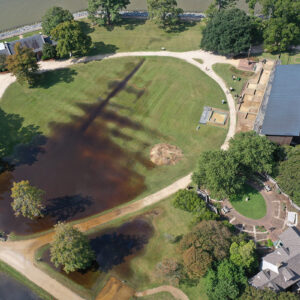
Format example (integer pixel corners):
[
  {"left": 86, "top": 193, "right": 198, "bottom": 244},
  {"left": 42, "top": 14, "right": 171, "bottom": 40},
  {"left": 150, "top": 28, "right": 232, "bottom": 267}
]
[
  {"left": 0, "top": 50, "right": 238, "bottom": 300},
  {"left": 135, "top": 285, "right": 189, "bottom": 300}
]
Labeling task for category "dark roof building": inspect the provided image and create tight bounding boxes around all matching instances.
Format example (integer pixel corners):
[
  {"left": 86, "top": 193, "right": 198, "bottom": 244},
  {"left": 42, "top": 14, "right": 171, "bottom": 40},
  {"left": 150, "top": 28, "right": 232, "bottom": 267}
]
[
  {"left": 250, "top": 227, "right": 300, "bottom": 292},
  {"left": 255, "top": 64, "right": 300, "bottom": 145},
  {"left": 0, "top": 34, "right": 55, "bottom": 58}
]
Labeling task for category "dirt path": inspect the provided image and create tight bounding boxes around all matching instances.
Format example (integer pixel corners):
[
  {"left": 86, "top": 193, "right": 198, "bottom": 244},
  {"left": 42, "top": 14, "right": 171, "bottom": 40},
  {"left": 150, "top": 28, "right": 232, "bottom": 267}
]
[
  {"left": 0, "top": 50, "right": 239, "bottom": 299},
  {"left": 135, "top": 285, "right": 189, "bottom": 300}
]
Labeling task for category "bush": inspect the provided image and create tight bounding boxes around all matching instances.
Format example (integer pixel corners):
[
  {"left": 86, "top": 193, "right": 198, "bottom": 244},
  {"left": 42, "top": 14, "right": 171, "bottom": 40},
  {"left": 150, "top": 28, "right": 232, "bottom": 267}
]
[
  {"left": 0, "top": 54, "right": 7, "bottom": 72},
  {"left": 173, "top": 189, "right": 204, "bottom": 212},
  {"left": 42, "top": 43, "right": 57, "bottom": 60}
]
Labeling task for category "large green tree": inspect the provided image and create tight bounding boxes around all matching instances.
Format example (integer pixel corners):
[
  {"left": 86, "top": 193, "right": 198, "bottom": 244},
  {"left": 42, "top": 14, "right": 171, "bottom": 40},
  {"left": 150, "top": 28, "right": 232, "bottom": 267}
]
[
  {"left": 205, "top": 260, "right": 247, "bottom": 300},
  {"left": 192, "top": 150, "right": 245, "bottom": 199},
  {"left": 6, "top": 43, "right": 39, "bottom": 85},
  {"left": 51, "top": 21, "right": 92, "bottom": 57},
  {"left": 200, "top": 8, "right": 253, "bottom": 56},
  {"left": 42, "top": 6, "right": 74, "bottom": 35},
  {"left": 229, "top": 131, "right": 277, "bottom": 175},
  {"left": 241, "top": 285, "right": 300, "bottom": 300},
  {"left": 147, "top": 0, "right": 183, "bottom": 29},
  {"left": 230, "top": 240, "right": 258, "bottom": 273},
  {"left": 11, "top": 180, "right": 45, "bottom": 219},
  {"left": 277, "top": 145, "right": 300, "bottom": 206},
  {"left": 0, "top": 54, "right": 7, "bottom": 72},
  {"left": 180, "top": 220, "right": 232, "bottom": 278},
  {"left": 88, "top": 0, "right": 130, "bottom": 26},
  {"left": 50, "top": 223, "right": 95, "bottom": 273}
]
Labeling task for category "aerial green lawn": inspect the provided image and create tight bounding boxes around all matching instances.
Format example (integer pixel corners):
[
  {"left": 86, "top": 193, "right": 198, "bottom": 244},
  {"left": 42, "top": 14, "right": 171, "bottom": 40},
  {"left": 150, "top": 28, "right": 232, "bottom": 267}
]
[
  {"left": 230, "top": 185, "right": 266, "bottom": 219},
  {"left": 1, "top": 56, "right": 227, "bottom": 203},
  {"left": 212, "top": 63, "right": 254, "bottom": 96},
  {"left": 257, "top": 51, "right": 300, "bottom": 65},
  {"left": 83, "top": 19, "right": 204, "bottom": 54}
]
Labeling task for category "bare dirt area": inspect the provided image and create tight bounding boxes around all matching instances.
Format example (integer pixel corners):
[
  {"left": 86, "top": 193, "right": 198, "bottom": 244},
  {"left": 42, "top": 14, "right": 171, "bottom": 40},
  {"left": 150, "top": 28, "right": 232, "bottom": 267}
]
[{"left": 150, "top": 144, "right": 183, "bottom": 166}]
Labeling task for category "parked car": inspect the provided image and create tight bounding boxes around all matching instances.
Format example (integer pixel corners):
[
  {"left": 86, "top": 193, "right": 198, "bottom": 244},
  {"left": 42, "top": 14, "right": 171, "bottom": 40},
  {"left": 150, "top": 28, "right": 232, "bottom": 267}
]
[
  {"left": 264, "top": 184, "right": 271, "bottom": 192},
  {"left": 222, "top": 206, "right": 230, "bottom": 214}
]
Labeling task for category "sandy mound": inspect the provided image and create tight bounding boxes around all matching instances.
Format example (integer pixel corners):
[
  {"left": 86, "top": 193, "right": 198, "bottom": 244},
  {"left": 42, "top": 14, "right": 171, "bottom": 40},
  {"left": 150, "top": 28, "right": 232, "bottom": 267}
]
[{"left": 150, "top": 143, "right": 183, "bottom": 166}]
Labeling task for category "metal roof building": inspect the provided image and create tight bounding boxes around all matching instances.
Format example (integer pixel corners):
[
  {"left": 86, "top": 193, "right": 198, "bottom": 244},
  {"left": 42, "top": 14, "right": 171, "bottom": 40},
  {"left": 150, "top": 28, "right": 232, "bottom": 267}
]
[{"left": 260, "top": 65, "right": 300, "bottom": 140}]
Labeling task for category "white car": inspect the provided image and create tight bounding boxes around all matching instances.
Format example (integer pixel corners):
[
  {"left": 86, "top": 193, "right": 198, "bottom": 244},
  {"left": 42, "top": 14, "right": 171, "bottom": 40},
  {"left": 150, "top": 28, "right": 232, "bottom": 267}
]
[{"left": 264, "top": 184, "right": 271, "bottom": 192}]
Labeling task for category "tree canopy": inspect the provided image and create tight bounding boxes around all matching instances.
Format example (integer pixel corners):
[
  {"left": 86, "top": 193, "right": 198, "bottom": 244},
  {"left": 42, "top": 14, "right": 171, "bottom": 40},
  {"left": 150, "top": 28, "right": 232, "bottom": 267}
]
[
  {"left": 147, "top": 0, "right": 183, "bottom": 29},
  {"left": 205, "top": 259, "right": 247, "bottom": 300},
  {"left": 51, "top": 21, "right": 92, "bottom": 57},
  {"left": 179, "top": 220, "right": 232, "bottom": 278},
  {"left": 0, "top": 54, "right": 7, "bottom": 72},
  {"left": 200, "top": 8, "right": 253, "bottom": 56},
  {"left": 11, "top": 180, "right": 45, "bottom": 219},
  {"left": 192, "top": 150, "right": 245, "bottom": 199},
  {"left": 230, "top": 240, "right": 258, "bottom": 273},
  {"left": 50, "top": 223, "right": 95, "bottom": 273},
  {"left": 42, "top": 43, "right": 57, "bottom": 60},
  {"left": 229, "top": 131, "right": 277, "bottom": 175},
  {"left": 42, "top": 6, "right": 74, "bottom": 35},
  {"left": 277, "top": 145, "right": 300, "bottom": 206},
  {"left": 6, "top": 43, "right": 39, "bottom": 85},
  {"left": 88, "top": 0, "right": 130, "bottom": 26}
]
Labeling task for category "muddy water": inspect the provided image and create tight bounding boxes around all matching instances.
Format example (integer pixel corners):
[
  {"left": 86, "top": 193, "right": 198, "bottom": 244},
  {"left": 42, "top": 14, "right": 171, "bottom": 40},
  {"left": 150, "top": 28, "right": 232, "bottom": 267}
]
[
  {"left": 0, "top": 272, "right": 41, "bottom": 300},
  {"left": 0, "top": 61, "right": 157, "bottom": 235},
  {"left": 42, "top": 218, "right": 154, "bottom": 288}
]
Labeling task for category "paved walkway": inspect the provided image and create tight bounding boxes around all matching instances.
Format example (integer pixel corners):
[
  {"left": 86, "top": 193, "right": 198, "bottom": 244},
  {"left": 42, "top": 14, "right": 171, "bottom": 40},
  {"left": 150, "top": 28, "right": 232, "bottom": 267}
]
[
  {"left": 0, "top": 50, "right": 239, "bottom": 299},
  {"left": 135, "top": 285, "right": 189, "bottom": 300}
]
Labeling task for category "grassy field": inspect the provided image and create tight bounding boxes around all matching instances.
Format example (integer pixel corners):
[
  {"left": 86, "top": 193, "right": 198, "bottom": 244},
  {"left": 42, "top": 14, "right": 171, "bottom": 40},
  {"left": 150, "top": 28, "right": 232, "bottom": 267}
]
[
  {"left": 0, "top": 260, "right": 52, "bottom": 300},
  {"left": 83, "top": 19, "right": 204, "bottom": 54},
  {"left": 212, "top": 63, "right": 254, "bottom": 97},
  {"left": 35, "top": 195, "right": 208, "bottom": 300},
  {"left": 230, "top": 185, "right": 266, "bottom": 219},
  {"left": 1, "top": 56, "right": 227, "bottom": 205},
  {"left": 257, "top": 51, "right": 300, "bottom": 65}
]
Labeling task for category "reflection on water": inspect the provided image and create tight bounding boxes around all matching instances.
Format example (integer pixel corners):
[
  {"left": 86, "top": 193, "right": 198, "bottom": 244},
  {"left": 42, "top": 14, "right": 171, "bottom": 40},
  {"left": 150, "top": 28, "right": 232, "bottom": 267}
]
[
  {"left": 0, "top": 61, "right": 156, "bottom": 235},
  {"left": 0, "top": 272, "right": 41, "bottom": 300},
  {"left": 42, "top": 218, "right": 154, "bottom": 288}
]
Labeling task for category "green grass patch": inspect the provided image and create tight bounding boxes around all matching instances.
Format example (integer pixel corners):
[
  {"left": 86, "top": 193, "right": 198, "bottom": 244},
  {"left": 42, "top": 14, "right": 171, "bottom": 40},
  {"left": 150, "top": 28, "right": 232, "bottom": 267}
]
[
  {"left": 1, "top": 57, "right": 227, "bottom": 219},
  {"left": 212, "top": 63, "right": 254, "bottom": 97},
  {"left": 230, "top": 185, "right": 266, "bottom": 220},
  {"left": 194, "top": 58, "right": 203, "bottom": 64},
  {"left": 0, "top": 30, "right": 41, "bottom": 43},
  {"left": 83, "top": 19, "right": 204, "bottom": 54},
  {"left": 0, "top": 260, "right": 52, "bottom": 300},
  {"left": 256, "top": 51, "right": 300, "bottom": 65}
]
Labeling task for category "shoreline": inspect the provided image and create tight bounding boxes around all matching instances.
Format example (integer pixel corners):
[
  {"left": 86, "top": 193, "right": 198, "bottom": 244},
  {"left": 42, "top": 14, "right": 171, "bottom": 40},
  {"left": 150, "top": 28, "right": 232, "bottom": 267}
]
[{"left": 0, "top": 11, "right": 205, "bottom": 40}]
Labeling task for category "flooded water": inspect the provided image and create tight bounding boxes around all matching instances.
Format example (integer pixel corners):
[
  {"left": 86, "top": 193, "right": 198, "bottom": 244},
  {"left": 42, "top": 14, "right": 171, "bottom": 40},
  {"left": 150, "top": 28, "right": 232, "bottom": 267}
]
[
  {"left": 0, "top": 272, "right": 41, "bottom": 300},
  {"left": 0, "top": 60, "right": 157, "bottom": 235},
  {"left": 42, "top": 218, "right": 154, "bottom": 288}
]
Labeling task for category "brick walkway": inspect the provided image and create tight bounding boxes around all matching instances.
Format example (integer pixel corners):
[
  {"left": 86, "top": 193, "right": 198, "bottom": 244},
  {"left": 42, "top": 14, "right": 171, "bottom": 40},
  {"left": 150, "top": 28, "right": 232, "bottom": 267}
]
[{"left": 223, "top": 181, "right": 289, "bottom": 241}]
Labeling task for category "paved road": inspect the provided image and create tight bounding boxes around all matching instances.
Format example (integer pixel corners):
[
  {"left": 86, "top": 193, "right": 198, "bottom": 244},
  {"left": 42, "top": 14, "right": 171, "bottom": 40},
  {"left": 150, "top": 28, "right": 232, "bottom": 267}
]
[{"left": 0, "top": 50, "right": 238, "bottom": 299}]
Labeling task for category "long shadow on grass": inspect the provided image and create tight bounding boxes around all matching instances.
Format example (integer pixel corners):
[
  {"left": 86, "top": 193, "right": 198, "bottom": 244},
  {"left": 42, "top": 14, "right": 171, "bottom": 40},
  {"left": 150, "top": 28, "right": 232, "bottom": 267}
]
[{"left": 0, "top": 60, "right": 160, "bottom": 234}]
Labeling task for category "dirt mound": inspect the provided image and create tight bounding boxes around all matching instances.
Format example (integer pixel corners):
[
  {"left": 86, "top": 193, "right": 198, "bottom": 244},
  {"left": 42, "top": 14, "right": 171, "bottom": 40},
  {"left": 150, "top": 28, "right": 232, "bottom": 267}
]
[{"left": 150, "top": 144, "right": 183, "bottom": 166}]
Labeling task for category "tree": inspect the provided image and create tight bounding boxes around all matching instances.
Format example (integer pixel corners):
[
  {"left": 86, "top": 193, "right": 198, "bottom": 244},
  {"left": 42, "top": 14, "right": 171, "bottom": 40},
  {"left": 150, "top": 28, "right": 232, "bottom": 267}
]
[
  {"left": 51, "top": 21, "right": 92, "bottom": 57},
  {"left": 277, "top": 145, "right": 300, "bottom": 206},
  {"left": 241, "top": 285, "right": 300, "bottom": 300},
  {"left": 192, "top": 150, "right": 245, "bottom": 199},
  {"left": 11, "top": 180, "right": 45, "bottom": 219},
  {"left": 88, "top": 0, "right": 130, "bottom": 26},
  {"left": 147, "top": 0, "right": 183, "bottom": 29},
  {"left": 50, "top": 223, "right": 95, "bottom": 273},
  {"left": 205, "top": 260, "right": 247, "bottom": 300},
  {"left": 206, "top": 0, "right": 236, "bottom": 18},
  {"left": 180, "top": 220, "right": 232, "bottom": 278},
  {"left": 229, "top": 131, "right": 277, "bottom": 175},
  {"left": 42, "top": 43, "right": 57, "bottom": 60},
  {"left": 6, "top": 43, "right": 39, "bottom": 85},
  {"left": 0, "top": 54, "right": 7, "bottom": 72},
  {"left": 230, "top": 240, "right": 258, "bottom": 273},
  {"left": 173, "top": 189, "right": 205, "bottom": 212},
  {"left": 200, "top": 8, "right": 253, "bottom": 56},
  {"left": 42, "top": 6, "right": 74, "bottom": 35}
]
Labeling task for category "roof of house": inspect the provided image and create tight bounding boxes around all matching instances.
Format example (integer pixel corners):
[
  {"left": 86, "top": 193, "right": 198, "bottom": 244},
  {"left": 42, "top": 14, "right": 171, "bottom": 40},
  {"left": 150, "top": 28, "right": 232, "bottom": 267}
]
[
  {"left": 261, "top": 64, "right": 300, "bottom": 136},
  {"left": 250, "top": 227, "right": 300, "bottom": 291},
  {"left": 6, "top": 34, "right": 45, "bottom": 55}
]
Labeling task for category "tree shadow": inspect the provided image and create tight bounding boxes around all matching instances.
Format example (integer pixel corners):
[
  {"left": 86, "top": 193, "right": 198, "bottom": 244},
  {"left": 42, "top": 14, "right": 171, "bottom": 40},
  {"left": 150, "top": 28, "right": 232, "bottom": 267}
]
[
  {"left": 78, "top": 21, "right": 95, "bottom": 35},
  {"left": 0, "top": 108, "right": 44, "bottom": 172},
  {"left": 45, "top": 194, "right": 93, "bottom": 222},
  {"left": 164, "top": 20, "right": 197, "bottom": 33},
  {"left": 88, "top": 42, "right": 119, "bottom": 55},
  {"left": 34, "top": 68, "right": 77, "bottom": 89},
  {"left": 122, "top": 18, "right": 146, "bottom": 30}
]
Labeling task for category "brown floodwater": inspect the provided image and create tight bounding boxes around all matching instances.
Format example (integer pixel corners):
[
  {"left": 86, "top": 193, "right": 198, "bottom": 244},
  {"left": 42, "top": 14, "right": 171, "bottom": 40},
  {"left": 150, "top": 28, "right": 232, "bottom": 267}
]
[
  {"left": 42, "top": 218, "right": 154, "bottom": 288},
  {"left": 0, "top": 60, "right": 157, "bottom": 235}
]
